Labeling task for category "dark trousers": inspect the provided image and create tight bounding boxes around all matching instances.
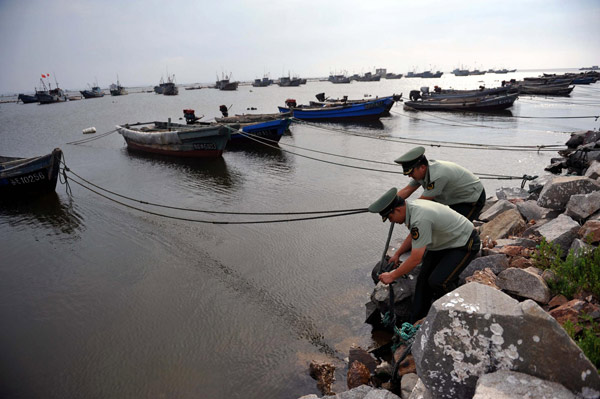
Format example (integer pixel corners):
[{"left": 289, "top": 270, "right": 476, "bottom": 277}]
[
  {"left": 449, "top": 188, "right": 486, "bottom": 221},
  {"left": 409, "top": 230, "right": 481, "bottom": 323}
]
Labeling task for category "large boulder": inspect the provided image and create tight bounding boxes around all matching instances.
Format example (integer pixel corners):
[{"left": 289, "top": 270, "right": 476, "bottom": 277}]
[
  {"left": 472, "top": 370, "right": 576, "bottom": 399},
  {"left": 537, "top": 176, "right": 600, "bottom": 210},
  {"left": 535, "top": 214, "right": 581, "bottom": 252},
  {"left": 496, "top": 267, "right": 551, "bottom": 304},
  {"left": 479, "top": 209, "right": 526, "bottom": 241},
  {"left": 458, "top": 254, "right": 509, "bottom": 284},
  {"left": 495, "top": 187, "right": 529, "bottom": 201},
  {"left": 585, "top": 160, "right": 600, "bottom": 180},
  {"left": 579, "top": 220, "right": 600, "bottom": 243},
  {"left": 515, "top": 200, "right": 557, "bottom": 222},
  {"left": 318, "top": 385, "right": 402, "bottom": 399},
  {"left": 479, "top": 200, "right": 517, "bottom": 222},
  {"left": 565, "top": 191, "right": 600, "bottom": 221},
  {"left": 411, "top": 283, "right": 600, "bottom": 399}
]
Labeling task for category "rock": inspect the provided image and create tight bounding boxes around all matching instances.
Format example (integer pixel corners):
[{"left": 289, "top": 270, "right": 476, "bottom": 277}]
[
  {"left": 347, "top": 361, "right": 371, "bottom": 390},
  {"left": 537, "top": 176, "right": 600, "bottom": 210},
  {"left": 479, "top": 200, "right": 517, "bottom": 222},
  {"left": 320, "top": 384, "right": 401, "bottom": 399},
  {"left": 496, "top": 187, "right": 529, "bottom": 201},
  {"left": 496, "top": 267, "right": 551, "bottom": 303},
  {"left": 374, "top": 361, "right": 393, "bottom": 379},
  {"left": 472, "top": 370, "right": 576, "bottom": 399},
  {"left": 585, "top": 160, "right": 600, "bottom": 180},
  {"left": 459, "top": 254, "right": 509, "bottom": 284},
  {"left": 465, "top": 268, "right": 499, "bottom": 289},
  {"left": 536, "top": 214, "right": 581, "bottom": 253},
  {"left": 548, "top": 294, "right": 568, "bottom": 309},
  {"left": 516, "top": 200, "right": 557, "bottom": 222},
  {"left": 565, "top": 130, "right": 600, "bottom": 148},
  {"left": 349, "top": 346, "right": 378, "bottom": 374},
  {"left": 498, "top": 245, "right": 533, "bottom": 257},
  {"left": 570, "top": 238, "right": 594, "bottom": 256},
  {"left": 408, "top": 379, "right": 433, "bottom": 399},
  {"left": 549, "top": 299, "right": 586, "bottom": 329},
  {"left": 541, "top": 269, "right": 557, "bottom": 284},
  {"left": 479, "top": 197, "right": 498, "bottom": 216},
  {"left": 479, "top": 209, "right": 526, "bottom": 241},
  {"left": 565, "top": 191, "right": 600, "bottom": 221},
  {"left": 508, "top": 256, "right": 533, "bottom": 269},
  {"left": 579, "top": 220, "right": 600, "bottom": 243},
  {"left": 412, "top": 283, "right": 600, "bottom": 398},
  {"left": 528, "top": 175, "right": 553, "bottom": 197},
  {"left": 394, "top": 345, "right": 416, "bottom": 377},
  {"left": 495, "top": 237, "right": 537, "bottom": 248},
  {"left": 401, "top": 373, "right": 419, "bottom": 399},
  {"left": 310, "top": 361, "right": 336, "bottom": 396}
]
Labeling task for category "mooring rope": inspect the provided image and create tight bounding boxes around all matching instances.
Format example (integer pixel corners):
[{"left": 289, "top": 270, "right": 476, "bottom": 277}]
[{"left": 66, "top": 128, "right": 118, "bottom": 145}]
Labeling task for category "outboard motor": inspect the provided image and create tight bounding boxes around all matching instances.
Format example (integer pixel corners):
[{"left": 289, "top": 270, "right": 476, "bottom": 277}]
[
  {"left": 183, "top": 109, "right": 199, "bottom": 124},
  {"left": 219, "top": 104, "right": 229, "bottom": 117},
  {"left": 315, "top": 92, "right": 326, "bottom": 102},
  {"left": 342, "top": 95, "right": 348, "bottom": 103},
  {"left": 434, "top": 85, "right": 442, "bottom": 93},
  {"left": 420, "top": 86, "right": 429, "bottom": 94},
  {"left": 409, "top": 90, "right": 421, "bottom": 102},
  {"left": 285, "top": 98, "right": 297, "bottom": 108}
]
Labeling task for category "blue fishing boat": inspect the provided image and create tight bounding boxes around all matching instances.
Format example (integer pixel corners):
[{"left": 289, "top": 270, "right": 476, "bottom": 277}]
[
  {"left": 0, "top": 148, "right": 63, "bottom": 196},
  {"left": 278, "top": 97, "right": 395, "bottom": 121}
]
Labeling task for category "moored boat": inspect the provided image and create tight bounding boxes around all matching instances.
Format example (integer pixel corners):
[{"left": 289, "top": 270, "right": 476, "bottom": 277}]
[
  {"left": 17, "top": 94, "right": 39, "bottom": 104},
  {"left": 80, "top": 83, "right": 105, "bottom": 99},
  {"left": 277, "top": 76, "right": 302, "bottom": 87},
  {"left": 0, "top": 148, "right": 63, "bottom": 196},
  {"left": 110, "top": 77, "right": 128, "bottom": 96},
  {"left": 404, "top": 92, "right": 518, "bottom": 112},
  {"left": 117, "top": 122, "right": 230, "bottom": 158},
  {"left": 216, "top": 73, "right": 238, "bottom": 91},
  {"left": 278, "top": 97, "right": 395, "bottom": 121},
  {"left": 252, "top": 76, "right": 273, "bottom": 87}
]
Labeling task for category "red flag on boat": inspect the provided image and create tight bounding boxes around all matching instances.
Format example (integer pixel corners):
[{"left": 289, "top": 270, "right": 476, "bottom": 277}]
[
  {"left": 41, "top": 74, "right": 46, "bottom": 78},
  {"left": 47, "top": 73, "right": 50, "bottom": 76}
]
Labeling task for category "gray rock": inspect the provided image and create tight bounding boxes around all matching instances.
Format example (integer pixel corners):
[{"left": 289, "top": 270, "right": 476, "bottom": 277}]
[
  {"left": 494, "top": 237, "right": 537, "bottom": 248},
  {"left": 479, "top": 209, "right": 526, "bottom": 241},
  {"left": 565, "top": 191, "right": 600, "bottom": 221},
  {"left": 537, "top": 176, "right": 600, "bottom": 210},
  {"left": 412, "top": 283, "right": 600, "bottom": 399},
  {"left": 480, "top": 197, "right": 498, "bottom": 216},
  {"left": 408, "top": 379, "right": 433, "bottom": 399},
  {"left": 496, "top": 267, "right": 551, "bottom": 303},
  {"left": 516, "top": 200, "right": 557, "bottom": 222},
  {"left": 473, "top": 370, "right": 576, "bottom": 399},
  {"left": 459, "top": 254, "right": 509, "bottom": 284},
  {"left": 496, "top": 187, "right": 529, "bottom": 201},
  {"left": 401, "top": 373, "right": 419, "bottom": 399},
  {"left": 585, "top": 160, "right": 600, "bottom": 180},
  {"left": 349, "top": 347, "right": 378, "bottom": 374},
  {"left": 535, "top": 214, "right": 581, "bottom": 253},
  {"left": 528, "top": 175, "right": 553, "bottom": 195},
  {"left": 570, "top": 238, "right": 594, "bottom": 257},
  {"left": 479, "top": 200, "right": 517, "bottom": 222},
  {"left": 320, "top": 385, "right": 402, "bottom": 399}
]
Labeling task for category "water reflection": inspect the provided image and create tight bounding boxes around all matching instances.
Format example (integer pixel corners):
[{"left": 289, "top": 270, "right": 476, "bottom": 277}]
[
  {"left": 0, "top": 192, "right": 84, "bottom": 237},
  {"left": 123, "top": 149, "right": 239, "bottom": 190}
]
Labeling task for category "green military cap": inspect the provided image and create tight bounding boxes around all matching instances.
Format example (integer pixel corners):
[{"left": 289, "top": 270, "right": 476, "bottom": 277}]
[
  {"left": 394, "top": 146, "right": 426, "bottom": 175},
  {"left": 368, "top": 187, "right": 405, "bottom": 221}
]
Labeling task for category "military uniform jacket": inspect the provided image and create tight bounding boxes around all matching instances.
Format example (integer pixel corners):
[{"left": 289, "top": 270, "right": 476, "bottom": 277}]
[
  {"left": 405, "top": 199, "right": 474, "bottom": 250},
  {"left": 408, "top": 160, "right": 483, "bottom": 205}
]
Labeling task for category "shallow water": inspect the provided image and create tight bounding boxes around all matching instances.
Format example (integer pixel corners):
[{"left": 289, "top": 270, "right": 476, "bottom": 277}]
[{"left": 1, "top": 69, "right": 598, "bottom": 398}]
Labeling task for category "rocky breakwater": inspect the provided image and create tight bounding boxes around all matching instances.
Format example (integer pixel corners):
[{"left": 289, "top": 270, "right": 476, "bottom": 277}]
[{"left": 299, "top": 166, "right": 600, "bottom": 399}]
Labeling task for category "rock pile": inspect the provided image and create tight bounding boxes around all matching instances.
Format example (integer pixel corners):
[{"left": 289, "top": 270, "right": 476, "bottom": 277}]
[{"left": 299, "top": 142, "right": 600, "bottom": 399}]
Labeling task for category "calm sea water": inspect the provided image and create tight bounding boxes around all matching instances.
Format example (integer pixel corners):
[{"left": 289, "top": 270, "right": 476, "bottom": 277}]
[{"left": 1, "top": 70, "right": 598, "bottom": 398}]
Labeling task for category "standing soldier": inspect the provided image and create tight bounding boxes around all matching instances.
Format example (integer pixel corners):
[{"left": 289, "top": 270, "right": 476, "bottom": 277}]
[
  {"left": 394, "top": 146, "right": 486, "bottom": 221},
  {"left": 368, "top": 188, "right": 481, "bottom": 323}
]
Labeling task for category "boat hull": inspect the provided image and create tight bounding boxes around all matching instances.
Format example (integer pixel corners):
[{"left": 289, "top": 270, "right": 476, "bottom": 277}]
[
  {"left": 230, "top": 119, "right": 291, "bottom": 143},
  {"left": 279, "top": 97, "right": 394, "bottom": 121},
  {"left": 118, "top": 124, "right": 230, "bottom": 158},
  {"left": 404, "top": 93, "right": 518, "bottom": 112},
  {"left": 0, "top": 148, "right": 62, "bottom": 196}
]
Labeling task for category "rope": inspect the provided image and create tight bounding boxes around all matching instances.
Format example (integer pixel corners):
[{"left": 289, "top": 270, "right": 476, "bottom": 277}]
[{"left": 66, "top": 128, "right": 118, "bottom": 145}]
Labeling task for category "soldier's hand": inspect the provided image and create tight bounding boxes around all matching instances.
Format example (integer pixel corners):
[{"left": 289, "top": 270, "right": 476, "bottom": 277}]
[{"left": 379, "top": 272, "right": 396, "bottom": 285}]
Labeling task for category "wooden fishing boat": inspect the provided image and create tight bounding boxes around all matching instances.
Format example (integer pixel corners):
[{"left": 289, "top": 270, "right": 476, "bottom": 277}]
[
  {"left": 277, "top": 76, "right": 302, "bottom": 87},
  {"left": 110, "top": 77, "right": 128, "bottom": 96},
  {"left": 309, "top": 93, "right": 401, "bottom": 113},
  {"left": 404, "top": 93, "right": 518, "bottom": 112},
  {"left": 252, "top": 76, "right": 273, "bottom": 87},
  {"left": 278, "top": 97, "right": 395, "bottom": 121},
  {"left": 80, "top": 85, "right": 105, "bottom": 98},
  {"left": 17, "top": 94, "right": 39, "bottom": 103},
  {"left": 117, "top": 122, "right": 230, "bottom": 158},
  {"left": 216, "top": 73, "right": 238, "bottom": 91},
  {"left": 0, "top": 148, "right": 62, "bottom": 196}
]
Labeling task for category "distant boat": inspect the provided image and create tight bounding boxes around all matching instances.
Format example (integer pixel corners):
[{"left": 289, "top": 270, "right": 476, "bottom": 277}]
[
  {"left": 252, "top": 76, "right": 273, "bottom": 87},
  {"left": 216, "top": 73, "right": 238, "bottom": 91},
  {"left": 38, "top": 86, "right": 67, "bottom": 104},
  {"left": 351, "top": 72, "right": 381, "bottom": 82},
  {"left": 117, "top": 122, "right": 230, "bottom": 158},
  {"left": 329, "top": 74, "right": 351, "bottom": 84},
  {"left": 579, "top": 65, "right": 599, "bottom": 71},
  {"left": 278, "top": 97, "right": 395, "bottom": 122},
  {"left": 452, "top": 68, "right": 470, "bottom": 76},
  {"left": 80, "top": 81, "right": 105, "bottom": 99},
  {"left": 277, "top": 76, "right": 302, "bottom": 87},
  {"left": 404, "top": 93, "right": 518, "bottom": 112},
  {"left": 110, "top": 77, "right": 128, "bottom": 96},
  {"left": 384, "top": 73, "right": 403, "bottom": 79},
  {"left": 0, "top": 148, "right": 63, "bottom": 196},
  {"left": 162, "top": 74, "right": 178, "bottom": 95}
]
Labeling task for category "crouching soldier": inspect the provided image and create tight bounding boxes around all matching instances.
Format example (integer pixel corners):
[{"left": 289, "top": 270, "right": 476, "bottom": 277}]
[{"left": 368, "top": 188, "right": 481, "bottom": 323}]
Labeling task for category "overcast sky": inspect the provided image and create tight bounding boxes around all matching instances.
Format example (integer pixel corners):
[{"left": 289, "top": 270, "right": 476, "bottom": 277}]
[{"left": 1, "top": 0, "right": 599, "bottom": 93}]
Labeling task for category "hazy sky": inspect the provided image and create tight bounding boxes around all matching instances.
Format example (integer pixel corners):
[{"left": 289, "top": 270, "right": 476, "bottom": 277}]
[{"left": 1, "top": 0, "right": 599, "bottom": 93}]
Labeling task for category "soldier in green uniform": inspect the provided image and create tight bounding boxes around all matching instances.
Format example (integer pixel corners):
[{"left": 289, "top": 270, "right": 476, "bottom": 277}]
[
  {"left": 368, "top": 187, "right": 480, "bottom": 323},
  {"left": 394, "top": 146, "right": 486, "bottom": 221}
]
